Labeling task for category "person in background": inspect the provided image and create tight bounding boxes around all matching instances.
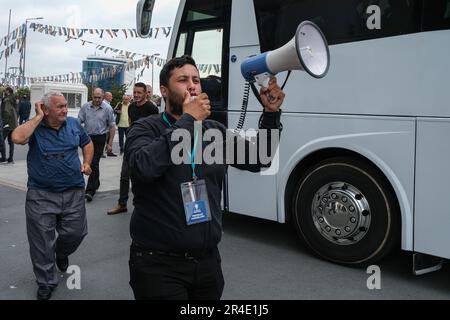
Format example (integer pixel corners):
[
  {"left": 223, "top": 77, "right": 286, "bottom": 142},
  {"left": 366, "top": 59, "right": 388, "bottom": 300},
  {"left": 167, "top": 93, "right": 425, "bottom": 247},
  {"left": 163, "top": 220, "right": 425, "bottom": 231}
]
[
  {"left": 113, "top": 95, "right": 131, "bottom": 155},
  {"left": 18, "top": 95, "right": 32, "bottom": 124},
  {"left": 11, "top": 91, "right": 93, "bottom": 300},
  {"left": 0, "top": 97, "right": 6, "bottom": 163},
  {"left": 1, "top": 87, "right": 17, "bottom": 163},
  {"left": 146, "top": 84, "right": 158, "bottom": 108},
  {"left": 78, "top": 88, "right": 116, "bottom": 202},
  {"left": 103, "top": 91, "right": 117, "bottom": 157},
  {"left": 107, "top": 83, "right": 158, "bottom": 215}
]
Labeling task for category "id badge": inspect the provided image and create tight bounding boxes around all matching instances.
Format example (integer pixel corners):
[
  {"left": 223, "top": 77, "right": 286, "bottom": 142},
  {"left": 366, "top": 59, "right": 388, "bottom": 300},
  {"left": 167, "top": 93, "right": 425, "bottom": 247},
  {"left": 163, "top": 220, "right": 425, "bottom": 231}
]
[{"left": 181, "top": 179, "right": 212, "bottom": 226}]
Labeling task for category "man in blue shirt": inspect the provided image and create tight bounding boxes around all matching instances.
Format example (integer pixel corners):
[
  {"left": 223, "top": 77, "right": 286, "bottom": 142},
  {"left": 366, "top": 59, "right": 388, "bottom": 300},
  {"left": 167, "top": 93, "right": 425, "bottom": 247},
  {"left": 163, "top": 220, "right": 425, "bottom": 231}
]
[{"left": 12, "top": 91, "right": 94, "bottom": 300}]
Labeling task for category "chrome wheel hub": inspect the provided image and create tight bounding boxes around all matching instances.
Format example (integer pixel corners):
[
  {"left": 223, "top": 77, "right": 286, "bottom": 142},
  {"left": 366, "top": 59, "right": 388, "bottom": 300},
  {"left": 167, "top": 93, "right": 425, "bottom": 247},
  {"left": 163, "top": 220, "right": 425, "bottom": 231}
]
[{"left": 312, "top": 182, "right": 371, "bottom": 245}]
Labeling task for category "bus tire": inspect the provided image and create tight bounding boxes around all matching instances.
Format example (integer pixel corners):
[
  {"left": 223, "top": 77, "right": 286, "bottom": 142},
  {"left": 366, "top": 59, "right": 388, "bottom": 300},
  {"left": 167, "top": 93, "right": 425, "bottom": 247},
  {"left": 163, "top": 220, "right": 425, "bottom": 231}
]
[{"left": 292, "top": 157, "right": 399, "bottom": 266}]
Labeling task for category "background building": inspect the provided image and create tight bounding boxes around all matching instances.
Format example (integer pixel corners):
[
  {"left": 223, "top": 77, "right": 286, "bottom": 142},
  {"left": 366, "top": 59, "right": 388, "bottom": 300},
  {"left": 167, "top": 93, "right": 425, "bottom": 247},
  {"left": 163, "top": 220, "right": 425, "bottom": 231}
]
[{"left": 82, "top": 55, "right": 135, "bottom": 92}]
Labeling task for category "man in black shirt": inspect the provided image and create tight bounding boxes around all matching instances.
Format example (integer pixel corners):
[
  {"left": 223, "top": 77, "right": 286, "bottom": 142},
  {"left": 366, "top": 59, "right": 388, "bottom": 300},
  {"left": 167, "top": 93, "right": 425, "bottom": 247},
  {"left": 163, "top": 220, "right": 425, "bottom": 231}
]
[
  {"left": 128, "top": 83, "right": 159, "bottom": 123},
  {"left": 107, "top": 82, "right": 158, "bottom": 215},
  {"left": 125, "top": 55, "right": 285, "bottom": 300}
]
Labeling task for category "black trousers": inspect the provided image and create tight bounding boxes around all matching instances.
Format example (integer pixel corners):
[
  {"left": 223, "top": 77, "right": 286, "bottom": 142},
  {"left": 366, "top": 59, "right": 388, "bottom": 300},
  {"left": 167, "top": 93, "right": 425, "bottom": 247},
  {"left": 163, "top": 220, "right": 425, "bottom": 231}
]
[
  {"left": 118, "top": 127, "right": 128, "bottom": 153},
  {"left": 86, "top": 134, "right": 107, "bottom": 195},
  {"left": 118, "top": 157, "right": 130, "bottom": 206},
  {"left": 129, "top": 243, "right": 224, "bottom": 300}
]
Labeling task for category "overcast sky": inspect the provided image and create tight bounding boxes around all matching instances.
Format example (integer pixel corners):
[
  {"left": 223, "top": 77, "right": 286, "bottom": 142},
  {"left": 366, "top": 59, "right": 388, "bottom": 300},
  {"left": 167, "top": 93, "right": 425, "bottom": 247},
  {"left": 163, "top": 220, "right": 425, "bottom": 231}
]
[{"left": 0, "top": 0, "right": 180, "bottom": 94}]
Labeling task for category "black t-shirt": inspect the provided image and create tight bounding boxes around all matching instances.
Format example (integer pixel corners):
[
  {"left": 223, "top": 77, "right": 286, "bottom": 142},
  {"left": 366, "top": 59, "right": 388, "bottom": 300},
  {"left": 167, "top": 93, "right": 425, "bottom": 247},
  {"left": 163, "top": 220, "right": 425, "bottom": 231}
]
[{"left": 128, "top": 101, "right": 158, "bottom": 124}]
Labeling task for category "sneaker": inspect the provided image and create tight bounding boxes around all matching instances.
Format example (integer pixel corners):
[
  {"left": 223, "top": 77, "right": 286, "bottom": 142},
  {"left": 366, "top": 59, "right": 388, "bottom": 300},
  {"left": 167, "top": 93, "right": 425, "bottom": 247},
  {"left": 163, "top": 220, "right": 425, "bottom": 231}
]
[
  {"left": 107, "top": 204, "right": 127, "bottom": 215},
  {"left": 85, "top": 193, "right": 93, "bottom": 202}
]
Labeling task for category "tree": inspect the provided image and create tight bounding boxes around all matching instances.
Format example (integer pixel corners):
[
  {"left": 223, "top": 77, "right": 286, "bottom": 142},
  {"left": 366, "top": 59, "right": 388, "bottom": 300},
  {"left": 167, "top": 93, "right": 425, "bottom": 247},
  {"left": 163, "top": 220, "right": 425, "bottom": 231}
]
[
  {"left": 15, "top": 87, "right": 31, "bottom": 100},
  {"left": 110, "top": 84, "right": 128, "bottom": 108}
]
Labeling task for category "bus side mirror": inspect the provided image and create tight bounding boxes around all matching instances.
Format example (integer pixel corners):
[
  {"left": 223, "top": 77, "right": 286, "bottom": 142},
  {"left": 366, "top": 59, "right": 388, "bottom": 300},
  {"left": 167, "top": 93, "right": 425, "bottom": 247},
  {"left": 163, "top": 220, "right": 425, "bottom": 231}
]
[{"left": 136, "top": 0, "right": 155, "bottom": 38}]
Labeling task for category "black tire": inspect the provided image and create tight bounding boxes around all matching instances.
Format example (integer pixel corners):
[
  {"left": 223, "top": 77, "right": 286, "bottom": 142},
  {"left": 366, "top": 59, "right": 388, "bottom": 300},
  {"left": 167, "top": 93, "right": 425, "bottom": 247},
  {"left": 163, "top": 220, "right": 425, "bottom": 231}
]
[{"left": 292, "top": 157, "right": 399, "bottom": 266}]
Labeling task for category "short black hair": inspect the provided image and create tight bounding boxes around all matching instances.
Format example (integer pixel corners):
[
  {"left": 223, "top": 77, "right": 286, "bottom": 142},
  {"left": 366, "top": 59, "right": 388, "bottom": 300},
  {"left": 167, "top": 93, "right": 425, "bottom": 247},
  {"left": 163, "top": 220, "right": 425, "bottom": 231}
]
[
  {"left": 134, "top": 82, "right": 147, "bottom": 91},
  {"left": 159, "top": 55, "right": 198, "bottom": 87},
  {"left": 5, "top": 87, "right": 13, "bottom": 95}
]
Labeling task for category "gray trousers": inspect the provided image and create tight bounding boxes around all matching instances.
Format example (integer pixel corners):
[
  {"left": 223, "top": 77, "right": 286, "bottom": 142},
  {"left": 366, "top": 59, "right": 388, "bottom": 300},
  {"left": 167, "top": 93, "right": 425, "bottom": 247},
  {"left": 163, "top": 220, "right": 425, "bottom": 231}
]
[{"left": 25, "top": 188, "right": 88, "bottom": 287}]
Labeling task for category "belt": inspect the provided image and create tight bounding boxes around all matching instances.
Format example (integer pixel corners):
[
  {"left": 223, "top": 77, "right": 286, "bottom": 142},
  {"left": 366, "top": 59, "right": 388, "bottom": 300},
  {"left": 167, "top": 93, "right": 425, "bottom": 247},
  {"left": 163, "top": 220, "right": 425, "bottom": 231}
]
[{"left": 131, "top": 241, "right": 215, "bottom": 260}]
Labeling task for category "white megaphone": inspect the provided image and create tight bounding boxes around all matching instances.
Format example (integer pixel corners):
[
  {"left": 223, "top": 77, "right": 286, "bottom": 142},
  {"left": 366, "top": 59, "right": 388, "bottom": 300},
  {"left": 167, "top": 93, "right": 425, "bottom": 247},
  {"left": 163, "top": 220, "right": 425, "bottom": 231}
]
[{"left": 241, "top": 21, "right": 330, "bottom": 87}]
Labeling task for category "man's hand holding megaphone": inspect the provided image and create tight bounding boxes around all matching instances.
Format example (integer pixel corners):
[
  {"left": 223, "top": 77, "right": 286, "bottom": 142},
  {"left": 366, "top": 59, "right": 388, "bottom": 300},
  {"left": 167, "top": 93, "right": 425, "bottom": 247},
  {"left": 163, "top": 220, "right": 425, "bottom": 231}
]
[
  {"left": 183, "top": 91, "right": 211, "bottom": 121},
  {"left": 260, "top": 77, "right": 285, "bottom": 112}
]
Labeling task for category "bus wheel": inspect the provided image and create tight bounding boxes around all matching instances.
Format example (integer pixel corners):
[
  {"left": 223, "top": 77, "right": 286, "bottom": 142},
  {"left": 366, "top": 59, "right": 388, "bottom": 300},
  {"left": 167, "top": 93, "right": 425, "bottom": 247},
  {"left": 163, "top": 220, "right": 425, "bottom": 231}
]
[{"left": 292, "top": 157, "right": 399, "bottom": 266}]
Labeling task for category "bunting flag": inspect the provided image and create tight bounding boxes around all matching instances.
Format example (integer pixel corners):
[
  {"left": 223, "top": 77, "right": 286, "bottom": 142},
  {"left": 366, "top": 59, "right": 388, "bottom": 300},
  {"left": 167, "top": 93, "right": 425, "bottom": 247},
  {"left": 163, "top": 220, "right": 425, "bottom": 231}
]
[
  {"left": 29, "top": 23, "right": 172, "bottom": 40},
  {"left": 51, "top": 33, "right": 155, "bottom": 59},
  {"left": 0, "top": 37, "right": 25, "bottom": 61},
  {"left": 1, "top": 23, "right": 27, "bottom": 48}
]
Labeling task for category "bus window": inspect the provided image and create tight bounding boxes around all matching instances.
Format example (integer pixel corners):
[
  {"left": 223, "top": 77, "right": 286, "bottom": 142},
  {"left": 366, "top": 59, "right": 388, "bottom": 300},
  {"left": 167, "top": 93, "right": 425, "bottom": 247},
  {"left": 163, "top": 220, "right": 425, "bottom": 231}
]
[
  {"left": 191, "top": 29, "right": 223, "bottom": 78},
  {"left": 253, "top": 0, "right": 422, "bottom": 51},
  {"left": 173, "top": 0, "right": 231, "bottom": 126},
  {"left": 185, "top": 0, "right": 230, "bottom": 22},
  {"left": 191, "top": 29, "right": 225, "bottom": 123},
  {"left": 423, "top": 0, "right": 450, "bottom": 31}
]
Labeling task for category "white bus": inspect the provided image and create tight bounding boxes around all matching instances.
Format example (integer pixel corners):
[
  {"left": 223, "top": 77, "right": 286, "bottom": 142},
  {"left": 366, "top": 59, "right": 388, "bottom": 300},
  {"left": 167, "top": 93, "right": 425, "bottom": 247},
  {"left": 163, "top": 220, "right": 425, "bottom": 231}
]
[{"left": 138, "top": 0, "right": 450, "bottom": 273}]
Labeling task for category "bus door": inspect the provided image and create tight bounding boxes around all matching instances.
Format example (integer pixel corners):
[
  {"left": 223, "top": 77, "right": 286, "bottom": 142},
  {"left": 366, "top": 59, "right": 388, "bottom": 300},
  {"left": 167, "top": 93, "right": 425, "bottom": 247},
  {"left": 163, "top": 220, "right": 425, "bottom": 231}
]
[
  {"left": 173, "top": 0, "right": 231, "bottom": 127},
  {"left": 173, "top": 0, "right": 232, "bottom": 210}
]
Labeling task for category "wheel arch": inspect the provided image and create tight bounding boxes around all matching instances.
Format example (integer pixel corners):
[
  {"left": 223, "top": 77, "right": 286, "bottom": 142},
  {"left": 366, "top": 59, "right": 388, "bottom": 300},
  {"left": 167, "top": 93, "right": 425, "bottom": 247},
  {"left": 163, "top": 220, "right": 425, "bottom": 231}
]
[{"left": 279, "top": 146, "right": 412, "bottom": 251}]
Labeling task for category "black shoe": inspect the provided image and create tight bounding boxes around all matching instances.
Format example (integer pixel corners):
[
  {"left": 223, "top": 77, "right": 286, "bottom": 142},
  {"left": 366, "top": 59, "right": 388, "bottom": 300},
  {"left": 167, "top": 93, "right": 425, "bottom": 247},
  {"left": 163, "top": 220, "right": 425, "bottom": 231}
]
[
  {"left": 37, "top": 285, "right": 54, "bottom": 300},
  {"left": 56, "top": 256, "right": 69, "bottom": 272},
  {"left": 0, "top": 158, "right": 6, "bottom": 163},
  {"left": 7, "top": 158, "right": 14, "bottom": 164},
  {"left": 107, "top": 152, "right": 118, "bottom": 157},
  {"left": 100, "top": 154, "right": 106, "bottom": 158},
  {"left": 85, "top": 193, "right": 93, "bottom": 202}
]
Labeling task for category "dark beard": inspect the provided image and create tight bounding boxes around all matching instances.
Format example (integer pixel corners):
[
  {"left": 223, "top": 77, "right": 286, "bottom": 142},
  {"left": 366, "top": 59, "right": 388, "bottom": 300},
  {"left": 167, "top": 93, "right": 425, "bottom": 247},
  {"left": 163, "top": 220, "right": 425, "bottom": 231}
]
[{"left": 168, "top": 91, "right": 184, "bottom": 116}]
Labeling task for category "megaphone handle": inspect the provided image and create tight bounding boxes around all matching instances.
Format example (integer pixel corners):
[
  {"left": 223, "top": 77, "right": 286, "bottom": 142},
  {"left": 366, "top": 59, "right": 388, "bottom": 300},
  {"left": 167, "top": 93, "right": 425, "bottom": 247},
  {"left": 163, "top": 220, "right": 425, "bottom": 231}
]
[{"left": 254, "top": 73, "right": 271, "bottom": 89}]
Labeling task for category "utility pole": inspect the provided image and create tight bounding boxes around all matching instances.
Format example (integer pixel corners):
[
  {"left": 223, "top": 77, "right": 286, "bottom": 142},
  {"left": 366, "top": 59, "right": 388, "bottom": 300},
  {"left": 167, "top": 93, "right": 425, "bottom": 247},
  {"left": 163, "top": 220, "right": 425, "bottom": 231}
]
[
  {"left": 19, "top": 17, "right": 43, "bottom": 87},
  {"left": 4, "top": 9, "right": 12, "bottom": 84}
]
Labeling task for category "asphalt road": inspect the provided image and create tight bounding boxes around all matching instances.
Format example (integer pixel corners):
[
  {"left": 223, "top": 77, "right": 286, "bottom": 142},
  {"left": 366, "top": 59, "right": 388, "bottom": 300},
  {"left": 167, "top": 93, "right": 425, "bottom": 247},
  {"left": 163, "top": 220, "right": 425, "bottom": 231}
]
[{"left": 1, "top": 184, "right": 450, "bottom": 300}]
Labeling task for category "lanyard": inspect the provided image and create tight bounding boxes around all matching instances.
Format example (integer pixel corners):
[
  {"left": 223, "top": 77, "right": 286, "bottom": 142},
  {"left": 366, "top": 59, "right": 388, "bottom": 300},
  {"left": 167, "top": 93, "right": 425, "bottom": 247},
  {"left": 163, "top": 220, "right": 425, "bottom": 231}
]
[{"left": 163, "top": 113, "right": 199, "bottom": 179}]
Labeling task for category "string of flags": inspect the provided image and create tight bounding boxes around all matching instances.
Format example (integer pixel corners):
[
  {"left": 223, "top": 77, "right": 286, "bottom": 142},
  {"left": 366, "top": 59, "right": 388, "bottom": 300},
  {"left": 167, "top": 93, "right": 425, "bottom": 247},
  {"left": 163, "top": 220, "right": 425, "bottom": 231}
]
[
  {"left": 5, "top": 59, "right": 222, "bottom": 88},
  {"left": 29, "top": 23, "right": 172, "bottom": 39},
  {"left": 5, "top": 55, "right": 158, "bottom": 86},
  {"left": 1, "top": 22, "right": 220, "bottom": 86},
  {"left": 0, "top": 23, "right": 26, "bottom": 48},
  {"left": 64, "top": 36, "right": 152, "bottom": 60},
  {"left": 0, "top": 37, "right": 25, "bottom": 60}
]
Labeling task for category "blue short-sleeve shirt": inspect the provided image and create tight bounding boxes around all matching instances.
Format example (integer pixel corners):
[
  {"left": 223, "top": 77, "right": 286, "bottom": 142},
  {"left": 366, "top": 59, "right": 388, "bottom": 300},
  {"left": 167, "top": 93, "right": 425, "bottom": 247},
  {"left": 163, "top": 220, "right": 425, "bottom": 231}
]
[{"left": 27, "top": 117, "right": 91, "bottom": 192}]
